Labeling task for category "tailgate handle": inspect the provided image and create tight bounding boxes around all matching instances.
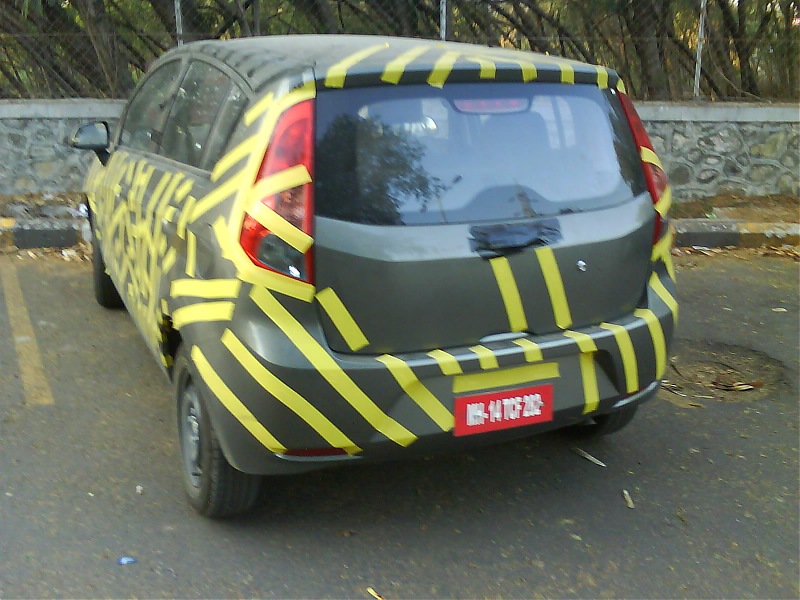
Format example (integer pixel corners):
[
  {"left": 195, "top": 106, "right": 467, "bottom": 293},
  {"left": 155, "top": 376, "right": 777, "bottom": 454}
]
[{"left": 469, "top": 219, "right": 562, "bottom": 258}]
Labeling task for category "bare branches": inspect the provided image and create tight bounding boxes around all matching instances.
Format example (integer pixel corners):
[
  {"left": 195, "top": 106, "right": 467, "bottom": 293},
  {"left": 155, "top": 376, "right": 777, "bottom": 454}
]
[{"left": 0, "top": 0, "right": 796, "bottom": 100}]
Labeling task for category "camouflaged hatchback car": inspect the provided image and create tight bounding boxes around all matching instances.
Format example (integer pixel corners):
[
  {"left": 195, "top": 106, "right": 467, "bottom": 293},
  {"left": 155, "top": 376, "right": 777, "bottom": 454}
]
[{"left": 71, "top": 35, "right": 677, "bottom": 517}]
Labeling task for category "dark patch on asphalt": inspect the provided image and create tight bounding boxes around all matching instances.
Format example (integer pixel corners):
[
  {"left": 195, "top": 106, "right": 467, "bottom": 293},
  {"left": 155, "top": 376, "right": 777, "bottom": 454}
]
[{"left": 661, "top": 339, "right": 786, "bottom": 406}]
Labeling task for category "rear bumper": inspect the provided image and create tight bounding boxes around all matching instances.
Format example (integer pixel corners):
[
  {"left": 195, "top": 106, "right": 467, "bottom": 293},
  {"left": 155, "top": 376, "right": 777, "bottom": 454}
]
[
  {"left": 188, "top": 261, "right": 677, "bottom": 475},
  {"left": 275, "top": 379, "right": 660, "bottom": 467}
]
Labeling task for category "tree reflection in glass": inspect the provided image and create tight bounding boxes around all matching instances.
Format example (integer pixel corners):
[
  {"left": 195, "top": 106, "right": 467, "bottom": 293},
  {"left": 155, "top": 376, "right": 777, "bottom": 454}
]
[{"left": 315, "top": 115, "right": 447, "bottom": 225}]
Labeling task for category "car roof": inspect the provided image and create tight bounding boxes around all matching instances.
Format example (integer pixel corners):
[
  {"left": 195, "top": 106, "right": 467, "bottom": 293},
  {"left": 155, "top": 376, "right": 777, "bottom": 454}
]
[{"left": 174, "top": 35, "right": 620, "bottom": 92}]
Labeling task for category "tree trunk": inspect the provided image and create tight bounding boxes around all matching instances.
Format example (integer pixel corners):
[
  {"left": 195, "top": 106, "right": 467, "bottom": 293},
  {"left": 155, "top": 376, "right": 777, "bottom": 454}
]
[
  {"left": 72, "top": 0, "right": 135, "bottom": 96},
  {"left": 452, "top": 0, "right": 498, "bottom": 46},
  {"left": 778, "top": 0, "right": 799, "bottom": 98},
  {"left": 517, "top": 0, "right": 593, "bottom": 62},
  {"left": 622, "top": 0, "right": 671, "bottom": 99},
  {"left": 715, "top": 0, "right": 761, "bottom": 96},
  {"left": 0, "top": 5, "right": 95, "bottom": 96},
  {"left": 295, "top": 0, "right": 339, "bottom": 33}
]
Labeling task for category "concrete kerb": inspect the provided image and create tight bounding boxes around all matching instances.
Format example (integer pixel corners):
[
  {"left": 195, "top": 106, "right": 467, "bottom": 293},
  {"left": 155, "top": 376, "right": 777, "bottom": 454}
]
[
  {"left": 673, "top": 219, "right": 800, "bottom": 248},
  {"left": 0, "top": 215, "right": 797, "bottom": 251},
  {"left": 0, "top": 217, "right": 89, "bottom": 250}
]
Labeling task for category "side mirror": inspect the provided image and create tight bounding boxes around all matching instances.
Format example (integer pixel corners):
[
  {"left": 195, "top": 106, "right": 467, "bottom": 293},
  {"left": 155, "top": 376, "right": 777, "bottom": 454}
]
[{"left": 68, "top": 121, "right": 110, "bottom": 165}]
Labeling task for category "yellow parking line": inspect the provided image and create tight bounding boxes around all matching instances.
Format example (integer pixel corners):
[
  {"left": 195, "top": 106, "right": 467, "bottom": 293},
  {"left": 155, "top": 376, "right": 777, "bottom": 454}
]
[{"left": 0, "top": 258, "right": 54, "bottom": 405}]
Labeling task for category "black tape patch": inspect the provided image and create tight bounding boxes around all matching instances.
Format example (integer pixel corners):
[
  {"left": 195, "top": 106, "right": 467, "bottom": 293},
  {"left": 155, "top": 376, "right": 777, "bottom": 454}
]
[{"left": 469, "top": 219, "right": 562, "bottom": 258}]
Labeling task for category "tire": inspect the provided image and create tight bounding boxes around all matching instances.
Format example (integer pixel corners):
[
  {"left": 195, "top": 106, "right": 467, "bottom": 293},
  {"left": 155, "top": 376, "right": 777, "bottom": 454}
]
[
  {"left": 174, "top": 345, "right": 263, "bottom": 518},
  {"left": 567, "top": 404, "right": 639, "bottom": 437},
  {"left": 92, "top": 235, "right": 123, "bottom": 309}
]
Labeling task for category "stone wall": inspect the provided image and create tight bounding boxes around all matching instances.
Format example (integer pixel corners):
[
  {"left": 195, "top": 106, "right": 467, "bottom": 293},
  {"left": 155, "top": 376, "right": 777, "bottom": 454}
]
[
  {"left": 0, "top": 101, "right": 123, "bottom": 197},
  {"left": 637, "top": 103, "right": 799, "bottom": 200},
  {"left": 0, "top": 100, "right": 798, "bottom": 201}
]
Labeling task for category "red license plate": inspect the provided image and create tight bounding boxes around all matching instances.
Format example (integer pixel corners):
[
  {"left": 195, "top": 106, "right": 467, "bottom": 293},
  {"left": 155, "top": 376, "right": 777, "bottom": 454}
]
[{"left": 453, "top": 384, "right": 554, "bottom": 437}]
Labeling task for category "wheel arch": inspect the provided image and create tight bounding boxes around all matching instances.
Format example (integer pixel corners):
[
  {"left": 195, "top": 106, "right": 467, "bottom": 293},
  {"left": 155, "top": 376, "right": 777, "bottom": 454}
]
[{"left": 159, "top": 314, "right": 183, "bottom": 380}]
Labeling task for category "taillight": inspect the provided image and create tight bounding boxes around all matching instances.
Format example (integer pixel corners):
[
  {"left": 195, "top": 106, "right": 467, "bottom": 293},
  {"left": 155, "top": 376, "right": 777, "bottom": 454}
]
[
  {"left": 617, "top": 91, "right": 669, "bottom": 243},
  {"left": 240, "top": 99, "right": 314, "bottom": 282}
]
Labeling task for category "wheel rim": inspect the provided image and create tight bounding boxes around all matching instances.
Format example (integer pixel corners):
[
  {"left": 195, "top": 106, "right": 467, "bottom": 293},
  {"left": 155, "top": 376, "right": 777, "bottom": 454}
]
[{"left": 180, "top": 381, "right": 203, "bottom": 489}]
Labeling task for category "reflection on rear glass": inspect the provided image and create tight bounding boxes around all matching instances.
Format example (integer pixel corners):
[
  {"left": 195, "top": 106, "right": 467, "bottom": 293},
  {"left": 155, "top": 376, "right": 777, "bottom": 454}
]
[
  {"left": 452, "top": 98, "right": 529, "bottom": 113},
  {"left": 315, "top": 83, "right": 646, "bottom": 226}
]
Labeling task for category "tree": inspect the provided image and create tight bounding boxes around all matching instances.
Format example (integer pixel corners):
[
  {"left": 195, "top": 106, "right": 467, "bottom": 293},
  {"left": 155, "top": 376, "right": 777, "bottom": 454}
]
[{"left": 0, "top": 0, "right": 797, "bottom": 100}]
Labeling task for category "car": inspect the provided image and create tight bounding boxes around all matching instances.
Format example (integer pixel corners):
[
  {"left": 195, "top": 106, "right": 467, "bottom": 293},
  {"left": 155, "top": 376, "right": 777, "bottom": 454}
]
[{"left": 70, "top": 34, "right": 677, "bottom": 518}]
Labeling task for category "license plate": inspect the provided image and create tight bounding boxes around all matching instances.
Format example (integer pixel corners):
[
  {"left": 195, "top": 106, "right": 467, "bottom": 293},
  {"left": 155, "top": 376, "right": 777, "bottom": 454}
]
[{"left": 453, "top": 384, "right": 553, "bottom": 437}]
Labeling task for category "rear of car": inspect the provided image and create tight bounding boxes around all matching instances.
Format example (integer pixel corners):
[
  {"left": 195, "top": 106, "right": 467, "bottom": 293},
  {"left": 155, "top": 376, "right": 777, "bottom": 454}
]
[
  {"left": 75, "top": 36, "right": 677, "bottom": 517},
  {"left": 197, "top": 38, "right": 677, "bottom": 478}
]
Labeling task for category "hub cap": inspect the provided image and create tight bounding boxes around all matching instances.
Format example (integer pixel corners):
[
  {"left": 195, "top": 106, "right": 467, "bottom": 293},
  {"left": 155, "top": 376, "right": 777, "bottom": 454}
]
[{"left": 180, "top": 382, "right": 203, "bottom": 489}]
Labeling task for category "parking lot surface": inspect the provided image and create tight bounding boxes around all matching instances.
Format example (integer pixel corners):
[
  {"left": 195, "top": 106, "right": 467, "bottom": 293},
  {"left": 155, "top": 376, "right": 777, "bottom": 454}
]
[{"left": 0, "top": 250, "right": 797, "bottom": 598}]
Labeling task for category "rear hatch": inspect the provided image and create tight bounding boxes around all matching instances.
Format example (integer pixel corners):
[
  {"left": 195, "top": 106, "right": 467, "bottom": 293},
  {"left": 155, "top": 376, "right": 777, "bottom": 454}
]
[{"left": 313, "top": 82, "right": 652, "bottom": 355}]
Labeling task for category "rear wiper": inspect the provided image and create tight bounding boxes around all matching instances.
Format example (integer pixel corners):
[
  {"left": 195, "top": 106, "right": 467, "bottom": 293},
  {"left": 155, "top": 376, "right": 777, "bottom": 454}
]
[{"left": 469, "top": 219, "right": 562, "bottom": 259}]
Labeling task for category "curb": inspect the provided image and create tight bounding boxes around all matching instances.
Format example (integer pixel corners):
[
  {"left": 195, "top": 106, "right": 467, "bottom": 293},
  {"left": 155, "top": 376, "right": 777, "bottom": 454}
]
[
  {"left": 674, "top": 219, "right": 800, "bottom": 248},
  {"left": 1, "top": 216, "right": 798, "bottom": 251},
  {"left": 0, "top": 217, "right": 90, "bottom": 250}
]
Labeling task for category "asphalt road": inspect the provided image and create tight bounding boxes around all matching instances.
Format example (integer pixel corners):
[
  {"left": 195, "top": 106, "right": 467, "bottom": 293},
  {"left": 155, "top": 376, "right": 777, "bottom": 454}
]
[{"left": 0, "top": 250, "right": 797, "bottom": 599}]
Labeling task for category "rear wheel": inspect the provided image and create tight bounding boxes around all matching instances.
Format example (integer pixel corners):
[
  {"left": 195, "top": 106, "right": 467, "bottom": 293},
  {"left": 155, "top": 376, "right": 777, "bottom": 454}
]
[
  {"left": 175, "top": 345, "right": 262, "bottom": 518},
  {"left": 91, "top": 235, "right": 123, "bottom": 309},
  {"left": 567, "top": 404, "right": 639, "bottom": 437}
]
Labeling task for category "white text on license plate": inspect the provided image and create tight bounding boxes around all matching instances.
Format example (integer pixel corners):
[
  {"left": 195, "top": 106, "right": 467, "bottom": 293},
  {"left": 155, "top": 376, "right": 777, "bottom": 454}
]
[{"left": 453, "top": 384, "right": 553, "bottom": 437}]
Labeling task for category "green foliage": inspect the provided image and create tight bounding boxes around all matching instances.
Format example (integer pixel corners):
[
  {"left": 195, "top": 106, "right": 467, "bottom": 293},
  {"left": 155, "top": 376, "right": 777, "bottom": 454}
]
[{"left": 0, "top": 0, "right": 797, "bottom": 99}]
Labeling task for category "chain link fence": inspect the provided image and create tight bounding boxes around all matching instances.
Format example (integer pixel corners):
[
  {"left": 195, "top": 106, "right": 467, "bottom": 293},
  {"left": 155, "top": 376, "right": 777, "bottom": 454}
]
[{"left": 1, "top": 0, "right": 798, "bottom": 101}]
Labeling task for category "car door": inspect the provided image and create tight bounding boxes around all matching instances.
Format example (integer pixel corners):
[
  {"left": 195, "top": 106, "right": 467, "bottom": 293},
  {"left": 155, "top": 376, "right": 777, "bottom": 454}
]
[
  {"left": 146, "top": 60, "right": 249, "bottom": 353},
  {"left": 88, "top": 58, "right": 185, "bottom": 362},
  {"left": 93, "top": 57, "right": 185, "bottom": 307}
]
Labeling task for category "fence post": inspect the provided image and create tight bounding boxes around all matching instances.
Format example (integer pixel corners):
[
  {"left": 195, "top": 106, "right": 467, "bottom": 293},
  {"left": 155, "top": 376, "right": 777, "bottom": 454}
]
[
  {"left": 439, "top": 0, "right": 448, "bottom": 41},
  {"left": 174, "top": 0, "right": 184, "bottom": 46},
  {"left": 693, "top": 0, "right": 708, "bottom": 98}
]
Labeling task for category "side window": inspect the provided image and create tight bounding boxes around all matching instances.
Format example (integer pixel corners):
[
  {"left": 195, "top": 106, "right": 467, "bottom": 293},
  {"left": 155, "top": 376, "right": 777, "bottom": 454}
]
[
  {"left": 201, "top": 83, "right": 248, "bottom": 170},
  {"left": 160, "top": 61, "right": 234, "bottom": 168},
  {"left": 120, "top": 61, "right": 183, "bottom": 153}
]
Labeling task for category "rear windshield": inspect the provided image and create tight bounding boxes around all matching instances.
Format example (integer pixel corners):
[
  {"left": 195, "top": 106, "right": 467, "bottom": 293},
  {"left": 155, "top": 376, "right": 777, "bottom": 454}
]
[{"left": 315, "top": 83, "right": 646, "bottom": 226}]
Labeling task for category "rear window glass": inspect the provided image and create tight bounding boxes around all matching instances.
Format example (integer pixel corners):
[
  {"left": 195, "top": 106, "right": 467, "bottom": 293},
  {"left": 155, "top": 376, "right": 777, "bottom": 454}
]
[{"left": 315, "top": 83, "right": 645, "bottom": 225}]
